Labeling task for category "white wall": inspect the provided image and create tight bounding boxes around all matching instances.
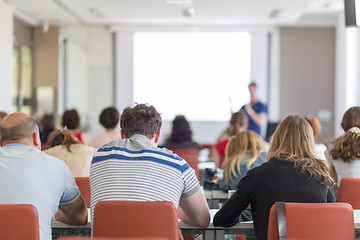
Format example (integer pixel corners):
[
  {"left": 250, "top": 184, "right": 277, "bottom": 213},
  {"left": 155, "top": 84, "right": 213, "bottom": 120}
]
[
  {"left": 87, "top": 27, "right": 114, "bottom": 137},
  {"left": 60, "top": 26, "right": 114, "bottom": 136},
  {"left": 0, "top": 1, "right": 13, "bottom": 112}
]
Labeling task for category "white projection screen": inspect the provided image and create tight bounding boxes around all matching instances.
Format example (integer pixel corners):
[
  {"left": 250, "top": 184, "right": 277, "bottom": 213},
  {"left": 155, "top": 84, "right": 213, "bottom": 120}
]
[{"left": 133, "top": 32, "right": 251, "bottom": 121}]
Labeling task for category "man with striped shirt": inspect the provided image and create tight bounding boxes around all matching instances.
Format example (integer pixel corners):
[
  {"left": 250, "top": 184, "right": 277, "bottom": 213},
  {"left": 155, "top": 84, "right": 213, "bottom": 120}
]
[{"left": 90, "top": 104, "right": 210, "bottom": 231}]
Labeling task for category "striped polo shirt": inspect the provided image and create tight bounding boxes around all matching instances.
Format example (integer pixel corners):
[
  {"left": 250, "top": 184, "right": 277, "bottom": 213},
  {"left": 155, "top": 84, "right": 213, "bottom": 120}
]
[{"left": 89, "top": 134, "right": 200, "bottom": 222}]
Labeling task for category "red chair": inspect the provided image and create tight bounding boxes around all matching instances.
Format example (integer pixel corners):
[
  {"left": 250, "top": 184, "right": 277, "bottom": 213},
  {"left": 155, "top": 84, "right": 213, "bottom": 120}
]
[
  {"left": 76, "top": 177, "right": 91, "bottom": 208},
  {"left": 0, "top": 204, "right": 39, "bottom": 240},
  {"left": 171, "top": 149, "right": 199, "bottom": 180},
  {"left": 338, "top": 178, "right": 360, "bottom": 209},
  {"left": 93, "top": 201, "right": 179, "bottom": 239},
  {"left": 268, "top": 202, "right": 354, "bottom": 240}
]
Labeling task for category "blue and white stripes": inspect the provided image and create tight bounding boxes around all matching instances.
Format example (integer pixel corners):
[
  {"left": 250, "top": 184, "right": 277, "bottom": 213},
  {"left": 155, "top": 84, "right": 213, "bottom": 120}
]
[{"left": 89, "top": 134, "right": 200, "bottom": 224}]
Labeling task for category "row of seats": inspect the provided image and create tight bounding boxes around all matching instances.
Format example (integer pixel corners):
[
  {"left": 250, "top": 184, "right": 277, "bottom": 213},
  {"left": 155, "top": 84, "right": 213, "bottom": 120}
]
[
  {"left": 0, "top": 201, "right": 178, "bottom": 240},
  {"left": 0, "top": 201, "right": 356, "bottom": 240}
]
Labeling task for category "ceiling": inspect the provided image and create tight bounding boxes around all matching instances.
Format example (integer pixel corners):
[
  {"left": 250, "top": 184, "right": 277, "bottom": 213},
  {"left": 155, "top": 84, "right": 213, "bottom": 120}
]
[{"left": 4, "top": 0, "right": 344, "bottom": 27}]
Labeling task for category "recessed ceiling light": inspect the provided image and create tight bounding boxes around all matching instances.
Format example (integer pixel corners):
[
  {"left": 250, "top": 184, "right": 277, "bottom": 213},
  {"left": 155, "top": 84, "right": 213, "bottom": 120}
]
[
  {"left": 183, "top": 7, "right": 195, "bottom": 17},
  {"left": 269, "top": 9, "right": 282, "bottom": 18}
]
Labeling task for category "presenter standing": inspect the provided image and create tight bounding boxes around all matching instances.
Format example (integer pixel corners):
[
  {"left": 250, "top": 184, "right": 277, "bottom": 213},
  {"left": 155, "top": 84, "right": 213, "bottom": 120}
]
[{"left": 241, "top": 82, "right": 267, "bottom": 136}]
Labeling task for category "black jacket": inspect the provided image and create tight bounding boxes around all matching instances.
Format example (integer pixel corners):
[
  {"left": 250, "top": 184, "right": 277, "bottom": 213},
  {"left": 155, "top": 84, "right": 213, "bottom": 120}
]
[{"left": 213, "top": 157, "right": 336, "bottom": 240}]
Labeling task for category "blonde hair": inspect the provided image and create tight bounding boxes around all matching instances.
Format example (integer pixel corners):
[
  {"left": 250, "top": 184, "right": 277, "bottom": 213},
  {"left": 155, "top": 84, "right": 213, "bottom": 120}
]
[
  {"left": 47, "top": 129, "right": 80, "bottom": 152},
  {"left": 268, "top": 115, "right": 333, "bottom": 186},
  {"left": 224, "top": 130, "right": 265, "bottom": 186}
]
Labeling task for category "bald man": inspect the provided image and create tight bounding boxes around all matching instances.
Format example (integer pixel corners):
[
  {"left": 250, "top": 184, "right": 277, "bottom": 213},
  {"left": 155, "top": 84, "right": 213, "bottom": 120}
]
[{"left": 0, "top": 113, "right": 88, "bottom": 240}]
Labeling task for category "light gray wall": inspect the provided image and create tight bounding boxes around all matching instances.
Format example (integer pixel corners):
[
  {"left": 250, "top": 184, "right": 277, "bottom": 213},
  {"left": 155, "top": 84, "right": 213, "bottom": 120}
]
[{"left": 279, "top": 27, "right": 335, "bottom": 139}]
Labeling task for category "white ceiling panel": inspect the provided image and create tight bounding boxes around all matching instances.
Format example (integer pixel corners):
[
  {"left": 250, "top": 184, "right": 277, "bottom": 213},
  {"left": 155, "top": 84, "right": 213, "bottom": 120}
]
[{"left": 3, "top": 0, "right": 343, "bottom": 26}]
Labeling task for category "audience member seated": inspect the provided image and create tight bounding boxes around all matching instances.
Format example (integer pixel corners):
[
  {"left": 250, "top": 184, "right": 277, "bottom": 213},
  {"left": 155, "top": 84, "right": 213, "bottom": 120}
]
[
  {"left": 213, "top": 115, "right": 335, "bottom": 240},
  {"left": 218, "top": 130, "right": 267, "bottom": 191},
  {"left": 0, "top": 111, "right": 7, "bottom": 122},
  {"left": 92, "top": 107, "right": 121, "bottom": 148},
  {"left": 328, "top": 106, "right": 360, "bottom": 192},
  {"left": 213, "top": 111, "right": 248, "bottom": 169},
  {"left": 304, "top": 115, "right": 327, "bottom": 161},
  {"left": 45, "top": 129, "right": 97, "bottom": 177},
  {"left": 0, "top": 113, "right": 88, "bottom": 240},
  {"left": 62, "top": 109, "right": 90, "bottom": 145},
  {"left": 164, "top": 115, "right": 201, "bottom": 151},
  {"left": 90, "top": 104, "right": 210, "bottom": 234},
  {"left": 40, "top": 114, "right": 56, "bottom": 144}
]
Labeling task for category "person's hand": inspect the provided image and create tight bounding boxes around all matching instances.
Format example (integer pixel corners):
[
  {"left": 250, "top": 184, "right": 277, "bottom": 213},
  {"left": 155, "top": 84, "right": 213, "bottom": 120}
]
[
  {"left": 245, "top": 104, "right": 254, "bottom": 115},
  {"left": 179, "top": 229, "right": 184, "bottom": 240}
]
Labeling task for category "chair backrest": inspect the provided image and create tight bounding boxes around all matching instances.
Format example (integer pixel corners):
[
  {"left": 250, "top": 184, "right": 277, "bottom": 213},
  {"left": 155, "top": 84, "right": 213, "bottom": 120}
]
[
  {"left": 0, "top": 204, "right": 39, "bottom": 240},
  {"left": 93, "top": 201, "right": 179, "bottom": 240},
  {"left": 171, "top": 148, "right": 199, "bottom": 180},
  {"left": 268, "top": 202, "right": 354, "bottom": 240},
  {"left": 338, "top": 178, "right": 360, "bottom": 209},
  {"left": 75, "top": 177, "right": 91, "bottom": 208}
]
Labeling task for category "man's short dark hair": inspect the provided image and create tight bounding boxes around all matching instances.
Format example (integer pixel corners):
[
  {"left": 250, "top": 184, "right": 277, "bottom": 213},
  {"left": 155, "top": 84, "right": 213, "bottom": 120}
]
[
  {"left": 1, "top": 117, "right": 37, "bottom": 141},
  {"left": 100, "top": 107, "right": 120, "bottom": 129},
  {"left": 120, "top": 104, "right": 162, "bottom": 139},
  {"left": 62, "top": 109, "right": 80, "bottom": 130},
  {"left": 249, "top": 81, "right": 257, "bottom": 88}
]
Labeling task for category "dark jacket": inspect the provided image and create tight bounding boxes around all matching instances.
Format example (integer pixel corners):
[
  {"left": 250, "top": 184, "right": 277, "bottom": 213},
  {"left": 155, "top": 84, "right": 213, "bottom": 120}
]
[{"left": 213, "top": 157, "right": 336, "bottom": 240}]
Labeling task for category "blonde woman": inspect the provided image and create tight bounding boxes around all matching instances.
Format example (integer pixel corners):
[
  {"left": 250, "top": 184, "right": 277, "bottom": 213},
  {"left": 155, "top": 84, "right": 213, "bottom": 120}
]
[
  {"left": 218, "top": 130, "right": 266, "bottom": 190},
  {"left": 214, "top": 115, "right": 335, "bottom": 240},
  {"left": 45, "top": 128, "right": 97, "bottom": 177},
  {"left": 213, "top": 111, "right": 249, "bottom": 168},
  {"left": 328, "top": 107, "right": 360, "bottom": 187}
]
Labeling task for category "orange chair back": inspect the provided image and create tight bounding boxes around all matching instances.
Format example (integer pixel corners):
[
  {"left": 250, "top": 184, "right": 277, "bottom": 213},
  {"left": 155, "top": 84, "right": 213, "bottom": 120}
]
[
  {"left": 268, "top": 202, "right": 354, "bottom": 240},
  {"left": 75, "top": 177, "right": 91, "bottom": 208},
  {"left": 93, "top": 201, "right": 179, "bottom": 239},
  {"left": 171, "top": 148, "right": 199, "bottom": 180},
  {"left": 338, "top": 178, "right": 360, "bottom": 209},
  {"left": 0, "top": 204, "right": 39, "bottom": 240}
]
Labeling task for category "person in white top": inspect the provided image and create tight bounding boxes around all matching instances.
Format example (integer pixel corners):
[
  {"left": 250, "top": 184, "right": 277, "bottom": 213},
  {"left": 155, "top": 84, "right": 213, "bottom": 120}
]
[
  {"left": 92, "top": 107, "right": 121, "bottom": 148},
  {"left": 303, "top": 115, "right": 327, "bottom": 161},
  {"left": 45, "top": 128, "right": 97, "bottom": 177},
  {"left": 327, "top": 107, "right": 360, "bottom": 195}
]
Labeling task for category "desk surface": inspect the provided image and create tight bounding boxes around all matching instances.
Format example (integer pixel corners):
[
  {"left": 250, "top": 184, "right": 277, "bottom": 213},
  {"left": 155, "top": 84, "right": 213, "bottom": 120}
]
[{"left": 52, "top": 209, "right": 360, "bottom": 230}]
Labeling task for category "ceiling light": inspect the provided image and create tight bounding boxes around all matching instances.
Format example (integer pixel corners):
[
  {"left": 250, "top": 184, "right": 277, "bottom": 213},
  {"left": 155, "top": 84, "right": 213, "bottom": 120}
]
[
  {"left": 89, "top": 8, "right": 105, "bottom": 18},
  {"left": 269, "top": 9, "right": 282, "bottom": 18},
  {"left": 183, "top": 7, "right": 195, "bottom": 17}
]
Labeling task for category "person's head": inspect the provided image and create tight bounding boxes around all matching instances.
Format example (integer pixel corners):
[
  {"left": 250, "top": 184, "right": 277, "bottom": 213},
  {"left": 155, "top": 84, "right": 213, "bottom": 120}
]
[
  {"left": 224, "top": 130, "right": 265, "bottom": 186},
  {"left": 341, "top": 107, "right": 360, "bottom": 132},
  {"left": 248, "top": 81, "right": 257, "bottom": 98},
  {"left": 47, "top": 128, "right": 80, "bottom": 152},
  {"left": 0, "top": 112, "right": 8, "bottom": 121},
  {"left": 170, "top": 115, "right": 192, "bottom": 142},
  {"left": 330, "top": 107, "right": 360, "bottom": 162},
  {"left": 268, "top": 115, "right": 333, "bottom": 186},
  {"left": 120, "top": 104, "right": 162, "bottom": 142},
  {"left": 303, "top": 115, "right": 321, "bottom": 137},
  {"left": 99, "top": 107, "right": 120, "bottom": 129},
  {"left": 229, "top": 111, "right": 248, "bottom": 136},
  {"left": 41, "top": 114, "right": 56, "bottom": 131},
  {"left": 62, "top": 109, "right": 80, "bottom": 130},
  {"left": 0, "top": 112, "right": 41, "bottom": 150}
]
